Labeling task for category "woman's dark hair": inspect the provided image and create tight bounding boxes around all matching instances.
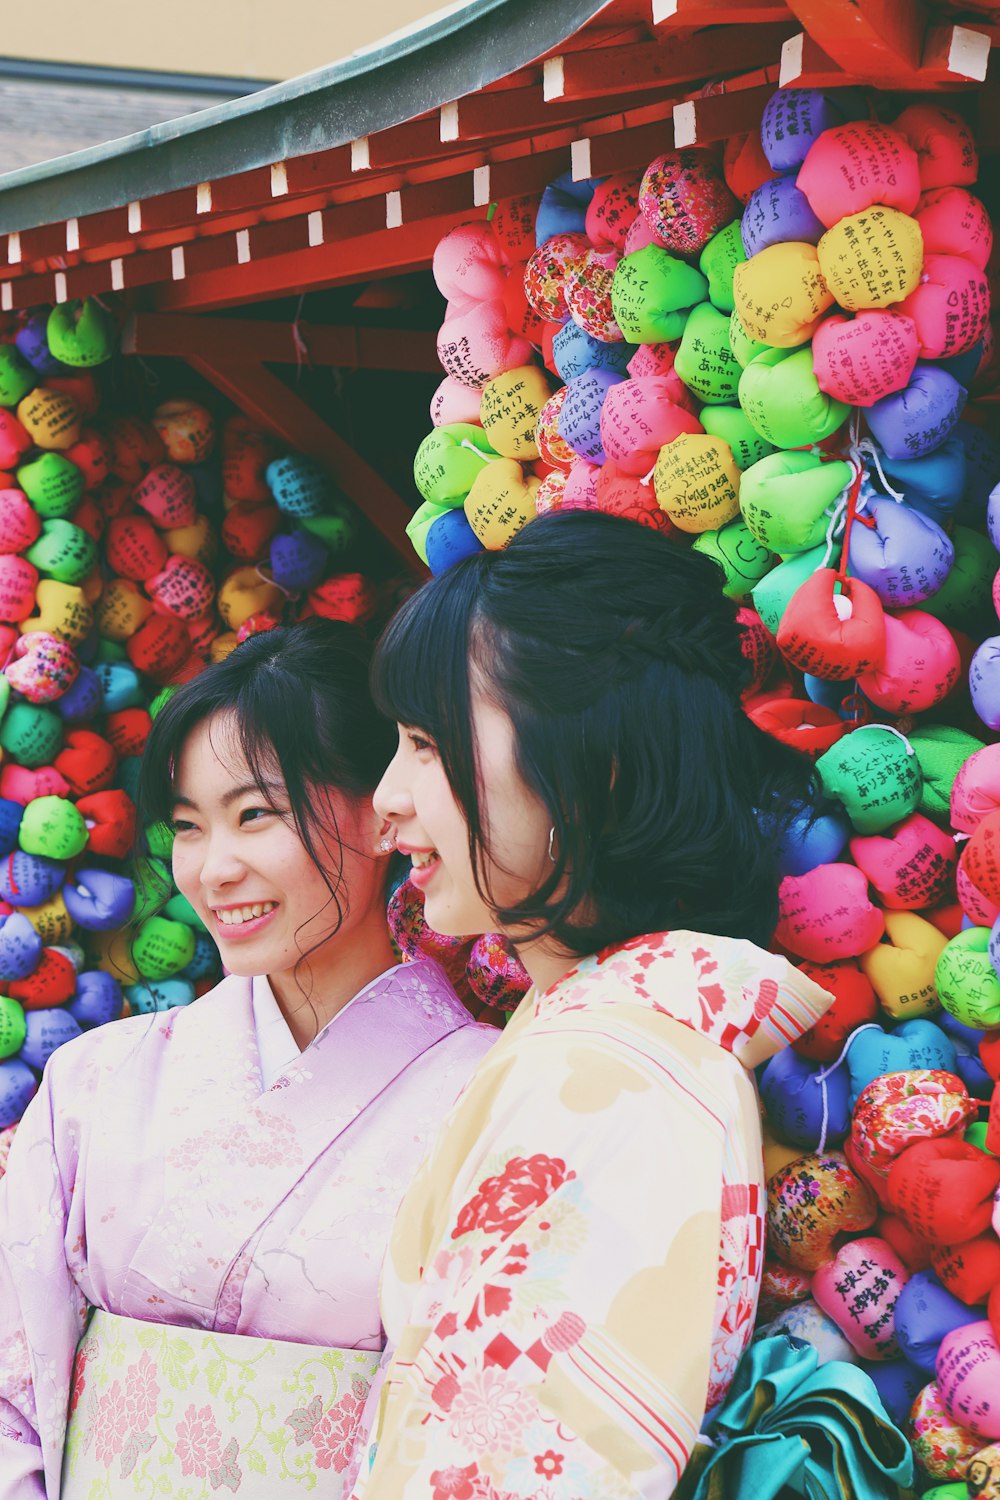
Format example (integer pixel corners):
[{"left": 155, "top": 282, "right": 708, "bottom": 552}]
[
  {"left": 140, "top": 619, "right": 395, "bottom": 932},
  {"left": 373, "top": 510, "right": 814, "bottom": 955}
]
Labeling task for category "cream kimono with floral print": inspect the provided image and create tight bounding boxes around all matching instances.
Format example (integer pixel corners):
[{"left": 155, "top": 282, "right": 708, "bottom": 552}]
[
  {"left": 0, "top": 960, "right": 496, "bottom": 1498},
  {"left": 352, "top": 930, "right": 833, "bottom": 1500}
]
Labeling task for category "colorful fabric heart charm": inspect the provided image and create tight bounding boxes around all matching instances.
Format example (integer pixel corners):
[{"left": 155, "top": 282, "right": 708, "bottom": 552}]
[
  {"left": 7, "top": 946, "right": 76, "bottom": 1008},
  {"left": 866, "top": 364, "right": 966, "bottom": 462},
  {"left": 146, "top": 555, "right": 215, "bottom": 620},
  {"left": 4, "top": 633, "right": 79, "bottom": 705},
  {"left": 75, "top": 789, "right": 136, "bottom": 861},
  {"left": 125, "top": 614, "right": 191, "bottom": 681},
  {"left": 62, "top": 869, "right": 135, "bottom": 932},
  {"left": 860, "top": 910, "right": 948, "bottom": 1020},
  {"left": 18, "top": 795, "right": 87, "bottom": 861},
  {"left": 152, "top": 400, "right": 214, "bottom": 465},
  {"left": 849, "top": 814, "right": 957, "bottom": 912},
  {"left": 909, "top": 1379, "right": 980, "bottom": 1481},
  {"left": 732, "top": 241, "right": 834, "bottom": 348},
  {"left": 777, "top": 570, "right": 886, "bottom": 681},
  {"left": 797, "top": 122, "right": 921, "bottom": 227},
  {"left": 899, "top": 253, "right": 990, "bottom": 360},
  {"left": 45, "top": 299, "right": 115, "bottom": 367},
  {"left": 0, "top": 703, "right": 63, "bottom": 769},
  {"left": 464, "top": 458, "right": 539, "bottom": 549},
  {"left": 916, "top": 186, "right": 993, "bottom": 269},
  {"left": 889, "top": 1136, "right": 1000, "bottom": 1247},
  {"left": 68, "top": 969, "right": 123, "bottom": 1029},
  {"left": 776, "top": 863, "right": 884, "bottom": 963},
  {"left": 851, "top": 1070, "right": 973, "bottom": 1176},
  {"left": 759, "top": 1048, "right": 850, "bottom": 1150},
  {"left": 611, "top": 245, "right": 708, "bottom": 344},
  {"left": 0, "top": 912, "right": 42, "bottom": 981},
  {"left": 760, "top": 87, "right": 868, "bottom": 173},
  {"left": 480, "top": 366, "right": 554, "bottom": 460},
  {"left": 937, "top": 1321, "right": 1000, "bottom": 1440},
  {"left": 767, "top": 1150, "right": 877, "bottom": 1271},
  {"left": 133, "top": 463, "right": 198, "bottom": 529},
  {"left": 846, "top": 1023, "right": 957, "bottom": 1108},
  {"left": 812, "top": 1236, "right": 910, "bottom": 1359},
  {"left": 638, "top": 149, "right": 738, "bottom": 255},
  {"left": 599, "top": 377, "right": 702, "bottom": 476}
]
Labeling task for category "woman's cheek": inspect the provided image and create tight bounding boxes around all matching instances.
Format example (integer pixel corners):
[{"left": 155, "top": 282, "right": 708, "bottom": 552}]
[{"left": 171, "top": 846, "right": 198, "bottom": 902}]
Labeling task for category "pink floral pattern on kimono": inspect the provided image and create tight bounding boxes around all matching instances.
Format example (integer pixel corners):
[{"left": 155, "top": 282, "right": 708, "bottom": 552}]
[{"left": 0, "top": 960, "right": 497, "bottom": 1498}]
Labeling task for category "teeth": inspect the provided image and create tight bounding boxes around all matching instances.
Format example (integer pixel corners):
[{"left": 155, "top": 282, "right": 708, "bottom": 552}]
[
  {"left": 411, "top": 851, "right": 439, "bottom": 869},
  {"left": 217, "top": 902, "right": 277, "bottom": 926}
]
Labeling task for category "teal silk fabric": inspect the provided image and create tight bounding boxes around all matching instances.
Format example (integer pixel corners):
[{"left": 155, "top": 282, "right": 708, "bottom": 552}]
[{"left": 676, "top": 1334, "right": 915, "bottom": 1500}]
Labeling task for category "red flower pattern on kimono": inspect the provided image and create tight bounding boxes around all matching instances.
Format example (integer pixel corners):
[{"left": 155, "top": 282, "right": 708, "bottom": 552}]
[{"left": 452, "top": 1155, "right": 576, "bottom": 1240}]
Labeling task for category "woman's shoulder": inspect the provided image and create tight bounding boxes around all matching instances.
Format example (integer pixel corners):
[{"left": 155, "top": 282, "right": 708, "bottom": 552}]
[{"left": 45, "top": 973, "right": 248, "bottom": 1087}]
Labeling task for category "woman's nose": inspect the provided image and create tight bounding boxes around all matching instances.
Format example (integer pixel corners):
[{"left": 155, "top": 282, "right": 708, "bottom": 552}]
[
  {"left": 373, "top": 750, "right": 413, "bottom": 824},
  {"left": 198, "top": 830, "right": 247, "bottom": 890}
]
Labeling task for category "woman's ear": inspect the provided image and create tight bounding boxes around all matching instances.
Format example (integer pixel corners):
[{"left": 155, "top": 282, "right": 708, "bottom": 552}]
[{"left": 371, "top": 814, "right": 397, "bottom": 858}]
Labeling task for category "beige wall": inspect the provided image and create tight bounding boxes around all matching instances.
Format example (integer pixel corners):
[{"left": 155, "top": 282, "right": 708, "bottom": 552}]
[{"left": 0, "top": 0, "right": 460, "bottom": 82}]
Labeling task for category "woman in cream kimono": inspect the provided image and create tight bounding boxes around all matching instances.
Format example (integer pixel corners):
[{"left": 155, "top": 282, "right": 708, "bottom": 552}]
[
  {"left": 0, "top": 622, "right": 497, "bottom": 1499},
  {"left": 354, "top": 512, "right": 835, "bottom": 1500}
]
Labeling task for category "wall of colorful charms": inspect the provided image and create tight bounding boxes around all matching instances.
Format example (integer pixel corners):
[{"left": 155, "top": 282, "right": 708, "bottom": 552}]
[{"left": 408, "top": 86, "right": 1000, "bottom": 1490}]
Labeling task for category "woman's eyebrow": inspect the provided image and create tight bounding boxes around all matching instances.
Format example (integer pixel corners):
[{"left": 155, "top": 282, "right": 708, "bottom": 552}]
[{"left": 172, "top": 780, "right": 285, "bottom": 812}]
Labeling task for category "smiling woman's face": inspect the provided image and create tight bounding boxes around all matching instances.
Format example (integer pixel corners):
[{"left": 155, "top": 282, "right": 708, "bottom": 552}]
[
  {"left": 170, "top": 711, "right": 382, "bottom": 983},
  {"left": 373, "top": 690, "right": 552, "bottom": 940}
]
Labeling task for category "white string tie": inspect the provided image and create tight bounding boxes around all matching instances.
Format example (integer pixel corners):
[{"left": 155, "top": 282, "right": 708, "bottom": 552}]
[{"left": 812, "top": 1023, "right": 882, "bottom": 1153}]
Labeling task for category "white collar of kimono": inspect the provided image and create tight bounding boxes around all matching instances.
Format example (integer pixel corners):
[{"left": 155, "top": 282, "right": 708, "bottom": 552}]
[{"left": 251, "top": 972, "right": 363, "bottom": 1088}]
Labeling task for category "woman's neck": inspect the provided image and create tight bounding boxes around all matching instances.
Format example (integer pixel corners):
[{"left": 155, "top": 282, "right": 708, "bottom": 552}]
[
  {"left": 514, "top": 937, "right": 583, "bottom": 996},
  {"left": 268, "top": 904, "right": 398, "bottom": 1050}
]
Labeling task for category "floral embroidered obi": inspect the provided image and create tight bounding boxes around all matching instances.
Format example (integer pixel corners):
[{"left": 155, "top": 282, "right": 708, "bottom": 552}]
[{"left": 61, "top": 1312, "right": 380, "bottom": 1498}]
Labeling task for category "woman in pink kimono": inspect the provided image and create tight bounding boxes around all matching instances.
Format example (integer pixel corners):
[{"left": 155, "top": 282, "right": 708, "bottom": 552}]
[
  {"left": 0, "top": 621, "right": 496, "bottom": 1499},
  {"left": 354, "top": 512, "right": 835, "bottom": 1500}
]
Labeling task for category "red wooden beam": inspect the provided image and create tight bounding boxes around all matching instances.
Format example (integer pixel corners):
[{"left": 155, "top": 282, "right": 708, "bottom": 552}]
[
  {"left": 152, "top": 210, "right": 473, "bottom": 313},
  {"left": 779, "top": 30, "right": 863, "bottom": 88},
  {"left": 784, "top": 0, "right": 927, "bottom": 77},
  {"left": 122, "top": 312, "right": 441, "bottom": 373},
  {"left": 672, "top": 79, "right": 778, "bottom": 147},
  {"left": 652, "top": 0, "right": 791, "bottom": 22},
  {"left": 919, "top": 23, "right": 992, "bottom": 83},
  {"left": 442, "top": 82, "right": 670, "bottom": 144},
  {"left": 543, "top": 24, "right": 794, "bottom": 101},
  {"left": 571, "top": 116, "right": 675, "bottom": 179},
  {"left": 780, "top": 18, "right": 991, "bottom": 87},
  {"left": 190, "top": 354, "right": 419, "bottom": 571}
]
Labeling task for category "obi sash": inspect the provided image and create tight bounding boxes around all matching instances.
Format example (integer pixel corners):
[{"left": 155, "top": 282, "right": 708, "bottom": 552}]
[{"left": 61, "top": 1311, "right": 380, "bottom": 1499}]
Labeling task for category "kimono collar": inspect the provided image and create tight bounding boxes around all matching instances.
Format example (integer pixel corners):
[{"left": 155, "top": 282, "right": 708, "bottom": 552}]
[{"left": 532, "top": 929, "right": 834, "bottom": 1071}]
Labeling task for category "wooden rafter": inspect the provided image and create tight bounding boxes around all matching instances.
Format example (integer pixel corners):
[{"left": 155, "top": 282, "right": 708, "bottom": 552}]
[
  {"left": 190, "top": 353, "right": 420, "bottom": 572},
  {"left": 121, "top": 313, "right": 441, "bottom": 373},
  {"left": 543, "top": 23, "right": 794, "bottom": 101}
]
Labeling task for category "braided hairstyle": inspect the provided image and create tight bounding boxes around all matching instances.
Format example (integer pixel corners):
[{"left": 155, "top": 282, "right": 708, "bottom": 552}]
[{"left": 373, "top": 510, "right": 814, "bottom": 954}]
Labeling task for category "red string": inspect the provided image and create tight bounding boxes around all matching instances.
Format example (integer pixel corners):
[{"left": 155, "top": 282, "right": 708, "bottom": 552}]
[{"left": 834, "top": 460, "right": 874, "bottom": 586}]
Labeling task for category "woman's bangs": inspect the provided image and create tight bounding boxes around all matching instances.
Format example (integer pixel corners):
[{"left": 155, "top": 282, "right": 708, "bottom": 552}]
[{"left": 372, "top": 572, "right": 477, "bottom": 748}]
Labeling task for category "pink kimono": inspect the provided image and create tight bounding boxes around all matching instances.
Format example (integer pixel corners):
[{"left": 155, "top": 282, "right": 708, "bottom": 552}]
[{"left": 0, "top": 959, "right": 496, "bottom": 1498}]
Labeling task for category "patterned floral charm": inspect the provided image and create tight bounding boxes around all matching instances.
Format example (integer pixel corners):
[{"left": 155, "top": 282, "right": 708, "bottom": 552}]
[
  {"left": 850, "top": 1069, "right": 975, "bottom": 1173},
  {"left": 909, "top": 1379, "right": 981, "bottom": 1481},
  {"left": 565, "top": 249, "right": 624, "bottom": 343},
  {"left": 4, "top": 631, "right": 79, "bottom": 704},
  {"left": 638, "top": 150, "right": 739, "bottom": 255},
  {"left": 535, "top": 387, "right": 576, "bottom": 473},
  {"left": 523, "top": 233, "right": 590, "bottom": 322}
]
